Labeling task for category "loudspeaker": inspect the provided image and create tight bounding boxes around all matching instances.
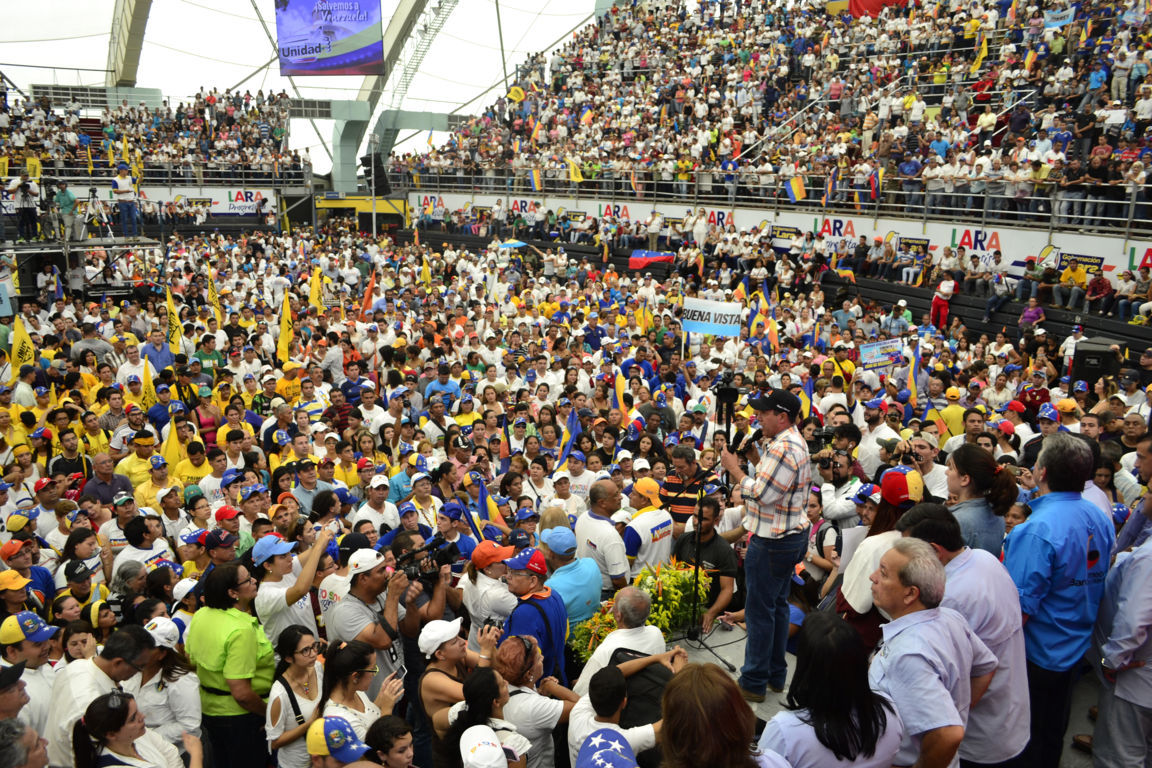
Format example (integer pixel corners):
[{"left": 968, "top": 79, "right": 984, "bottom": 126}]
[{"left": 1072, "top": 337, "right": 1123, "bottom": 384}]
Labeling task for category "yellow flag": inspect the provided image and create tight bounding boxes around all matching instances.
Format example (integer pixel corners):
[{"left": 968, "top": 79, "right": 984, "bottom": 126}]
[
  {"left": 9, "top": 318, "right": 35, "bottom": 385},
  {"left": 160, "top": 420, "right": 185, "bottom": 466},
  {"left": 165, "top": 288, "right": 182, "bottom": 348},
  {"left": 25, "top": 155, "right": 41, "bottom": 181},
  {"left": 421, "top": 257, "right": 432, "bottom": 287},
  {"left": 567, "top": 155, "right": 584, "bottom": 184},
  {"left": 207, "top": 276, "right": 224, "bottom": 325},
  {"left": 0, "top": 157, "right": 8, "bottom": 179},
  {"left": 308, "top": 268, "right": 324, "bottom": 312},
  {"left": 140, "top": 360, "right": 158, "bottom": 410},
  {"left": 507, "top": 86, "right": 526, "bottom": 103},
  {"left": 121, "top": 137, "right": 129, "bottom": 164},
  {"left": 277, "top": 291, "right": 294, "bottom": 363},
  {"left": 969, "top": 35, "right": 988, "bottom": 75}
]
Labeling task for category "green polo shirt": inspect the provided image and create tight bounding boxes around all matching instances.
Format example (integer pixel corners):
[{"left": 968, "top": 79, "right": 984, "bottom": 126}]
[{"left": 185, "top": 606, "right": 275, "bottom": 716}]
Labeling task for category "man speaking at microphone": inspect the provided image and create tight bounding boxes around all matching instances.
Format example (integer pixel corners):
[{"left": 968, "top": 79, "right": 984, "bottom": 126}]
[
  {"left": 660, "top": 444, "right": 718, "bottom": 538},
  {"left": 719, "top": 389, "right": 811, "bottom": 703}
]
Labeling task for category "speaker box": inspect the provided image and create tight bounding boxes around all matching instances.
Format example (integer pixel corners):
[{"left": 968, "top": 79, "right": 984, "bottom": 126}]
[{"left": 1071, "top": 336, "right": 1123, "bottom": 384}]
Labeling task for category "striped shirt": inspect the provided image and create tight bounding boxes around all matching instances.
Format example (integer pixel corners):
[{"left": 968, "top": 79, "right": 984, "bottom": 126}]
[
  {"left": 739, "top": 425, "right": 812, "bottom": 539},
  {"left": 659, "top": 467, "right": 717, "bottom": 525}
]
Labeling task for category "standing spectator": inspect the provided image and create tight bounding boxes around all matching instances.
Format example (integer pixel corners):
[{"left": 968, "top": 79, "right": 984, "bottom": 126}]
[
  {"left": 718, "top": 390, "right": 810, "bottom": 702},
  {"left": 897, "top": 505, "right": 1031, "bottom": 767},
  {"left": 502, "top": 548, "right": 569, "bottom": 686},
  {"left": 868, "top": 538, "right": 997, "bottom": 768},
  {"left": 185, "top": 562, "right": 276, "bottom": 768},
  {"left": 1003, "top": 433, "right": 1115, "bottom": 768},
  {"left": 121, "top": 617, "right": 201, "bottom": 752}
]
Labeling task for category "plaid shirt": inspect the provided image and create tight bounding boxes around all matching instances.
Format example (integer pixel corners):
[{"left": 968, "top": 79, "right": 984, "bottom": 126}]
[{"left": 740, "top": 424, "right": 812, "bottom": 539}]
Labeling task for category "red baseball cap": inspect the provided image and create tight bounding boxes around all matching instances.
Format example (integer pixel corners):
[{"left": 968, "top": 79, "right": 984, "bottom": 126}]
[
  {"left": 33, "top": 478, "right": 57, "bottom": 493},
  {"left": 215, "top": 505, "right": 242, "bottom": 523}
]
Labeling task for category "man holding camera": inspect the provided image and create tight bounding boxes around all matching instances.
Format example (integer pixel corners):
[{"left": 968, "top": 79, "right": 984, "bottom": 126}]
[
  {"left": 719, "top": 389, "right": 811, "bottom": 702},
  {"left": 6, "top": 174, "right": 39, "bottom": 242},
  {"left": 892, "top": 433, "right": 948, "bottom": 500}
]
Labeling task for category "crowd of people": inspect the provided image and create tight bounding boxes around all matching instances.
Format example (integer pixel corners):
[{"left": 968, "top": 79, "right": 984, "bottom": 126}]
[
  {"left": 0, "top": 209, "right": 1145, "bottom": 768},
  {"left": 390, "top": 0, "right": 1152, "bottom": 232},
  {"left": 0, "top": 86, "right": 310, "bottom": 190}
]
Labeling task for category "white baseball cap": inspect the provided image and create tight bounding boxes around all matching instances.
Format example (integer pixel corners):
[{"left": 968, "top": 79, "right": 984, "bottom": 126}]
[
  {"left": 348, "top": 549, "right": 386, "bottom": 576},
  {"left": 143, "top": 616, "right": 180, "bottom": 649},
  {"left": 418, "top": 617, "right": 464, "bottom": 658}
]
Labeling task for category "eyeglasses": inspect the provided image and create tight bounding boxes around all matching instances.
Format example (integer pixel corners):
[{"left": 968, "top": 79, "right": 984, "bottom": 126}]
[
  {"left": 295, "top": 642, "right": 325, "bottom": 656},
  {"left": 359, "top": 666, "right": 379, "bottom": 676},
  {"left": 234, "top": 576, "right": 257, "bottom": 588}
]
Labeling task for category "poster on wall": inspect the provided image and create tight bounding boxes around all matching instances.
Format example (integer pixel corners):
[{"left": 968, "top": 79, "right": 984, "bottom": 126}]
[{"left": 275, "top": 0, "right": 386, "bottom": 76}]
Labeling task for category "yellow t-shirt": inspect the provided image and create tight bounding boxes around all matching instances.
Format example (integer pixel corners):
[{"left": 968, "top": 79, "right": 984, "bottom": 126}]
[{"left": 174, "top": 457, "right": 213, "bottom": 487}]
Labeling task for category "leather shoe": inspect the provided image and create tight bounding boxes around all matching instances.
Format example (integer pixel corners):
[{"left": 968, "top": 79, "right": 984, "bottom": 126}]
[
  {"left": 1072, "top": 734, "right": 1093, "bottom": 754},
  {"left": 738, "top": 686, "right": 765, "bottom": 703}
]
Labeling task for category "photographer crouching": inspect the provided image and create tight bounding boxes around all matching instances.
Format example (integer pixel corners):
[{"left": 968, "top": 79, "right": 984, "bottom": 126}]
[{"left": 718, "top": 389, "right": 811, "bottom": 703}]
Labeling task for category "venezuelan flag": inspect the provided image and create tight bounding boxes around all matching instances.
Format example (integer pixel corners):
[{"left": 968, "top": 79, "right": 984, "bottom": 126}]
[
  {"left": 555, "top": 408, "right": 581, "bottom": 472},
  {"left": 821, "top": 167, "right": 838, "bottom": 207},
  {"left": 908, "top": 344, "right": 921, "bottom": 407},
  {"left": 767, "top": 306, "right": 780, "bottom": 353},
  {"left": 528, "top": 168, "right": 543, "bottom": 192},
  {"left": 786, "top": 176, "right": 807, "bottom": 203},
  {"left": 530, "top": 118, "right": 543, "bottom": 143},
  {"left": 473, "top": 473, "right": 501, "bottom": 537},
  {"left": 580, "top": 106, "right": 593, "bottom": 125},
  {"left": 612, "top": 372, "right": 628, "bottom": 413},
  {"left": 733, "top": 276, "right": 749, "bottom": 302}
]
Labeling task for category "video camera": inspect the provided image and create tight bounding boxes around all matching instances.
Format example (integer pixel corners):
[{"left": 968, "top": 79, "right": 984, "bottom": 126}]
[
  {"left": 396, "top": 533, "right": 461, "bottom": 583},
  {"left": 807, "top": 427, "right": 837, "bottom": 457}
]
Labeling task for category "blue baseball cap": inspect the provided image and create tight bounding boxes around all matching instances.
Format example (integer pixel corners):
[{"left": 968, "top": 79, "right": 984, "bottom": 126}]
[
  {"left": 33, "top": 387, "right": 48, "bottom": 397},
  {"left": 240, "top": 484, "right": 267, "bottom": 502},
  {"left": 1037, "top": 402, "right": 1059, "bottom": 421},
  {"left": 398, "top": 501, "right": 418, "bottom": 517},
  {"left": 864, "top": 397, "right": 886, "bottom": 409},
  {"left": 504, "top": 545, "right": 547, "bottom": 574},
  {"left": 149, "top": 456, "right": 167, "bottom": 470},
  {"left": 0, "top": 611, "right": 59, "bottom": 644},
  {"left": 440, "top": 502, "right": 465, "bottom": 521},
  {"left": 156, "top": 384, "right": 170, "bottom": 393},
  {"left": 853, "top": 483, "right": 882, "bottom": 505},
  {"left": 1073, "top": 380, "right": 1088, "bottom": 393},
  {"left": 515, "top": 508, "right": 540, "bottom": 522},
  {"left": 221, "top": 469, "right": 243, "bottom": 487},
  {"left": 540, "top": 526, "right": 576, "bottom": 556},
  {"left": 568, "top": 450, "right": 586, "bottom": 462},
  {"left": 252, "top": 534, "right": 295, "bottom": 566},
  {"left": 306, "top": 716, "right": 369, "bottom": 764},
  {"left": 180, "top": 528, "right": 208, "bottom": 545},
  {"left": 274, "top": 430, "right": 291, "bottom": 446}
]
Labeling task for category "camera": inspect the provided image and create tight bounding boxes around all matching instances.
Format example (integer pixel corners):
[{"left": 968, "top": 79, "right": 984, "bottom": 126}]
[
  {"left": 482, "top": 617, "right": 504, "bottom": 633},
  {"left": 806, "top": 427, "right": 836, "bottom": 455},
  {"left": 900, "top": 451, "right": 923, "bottom": 466}
]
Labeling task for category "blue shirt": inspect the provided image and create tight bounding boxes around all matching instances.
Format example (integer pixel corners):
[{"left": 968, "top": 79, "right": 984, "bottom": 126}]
[
  {"left": 503, "top": 589, "right": 570, "bottom": 685},
  {"left": 868, "top": 607, "right": 998, "bottom": 768},
  {"left": 941, "top": 548, "right": 1030, "bottom": 763},
  {"left": 424, "top": 379, "right": 462, "bottom": 408},
  {"left": 948, "top": 498, "right": 1005, "bottom": 557},
  {"left": 140, "top": 342, "right": 175, "bottom": 372},
  {"left": 1003, "top": 491, "right": 1115, "bottom": 671},
  {"left": 582, "top": 324, "right": 607, "bottom": 352},
  {"left": 929, "top": 139, "right": 951, "bottom": 158},
  {"left": 387, "top": 471, "right": 413, "bottom": 504},
  {"left": 1095, "top": 536, "right": 1152, "bottom": 706},
  {"left": 545, "top": 557, "right": 602, "bottom": 624}
]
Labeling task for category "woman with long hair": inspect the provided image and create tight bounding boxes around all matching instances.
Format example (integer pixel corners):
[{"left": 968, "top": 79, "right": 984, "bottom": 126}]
[
  {"left": 56, "top": 527, "right": 113, "bottom": 591},
  {"left": 253, "top": 528, "right": 334, "bottom": 645},
  {"left": 266, "top": 625, "right": 325, "bottom": 768},
  {"left": 83, "top": 600, "right": 117, "bottom": 645},
  {"left": 760, "top": 612, "right": 902, "bottom": 767},
  {"left": 122, "top": 617, "right": 201, "bottom": 751},
  {"left": 73, "top": 691, "right": 202, "bottom": 768},
  {"left": 493, "top": 635, "right": 579, "bottom": 768},
  {"left": 945, "top": 444, "right": 1017, "bottom": 555},
  {"left": 61, "top": 619, "right": 97, "bottom": 664},
  {"left": 317, "top": 640, "right": 404, "bottom": 739},
  {"left": 443, "top": 667, "right": 531, "bottom": 768},
  {"left": 660, "top": 663, "right": 789, "bottom": 768}
]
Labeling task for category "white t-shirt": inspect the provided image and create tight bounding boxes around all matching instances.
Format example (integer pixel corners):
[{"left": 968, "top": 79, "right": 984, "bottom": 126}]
[
  {"left": 574, "top": 513, "right": 629, "bottom": 590},
  {"left": 317, "top": 572, "right": 350, "bottom": 628},
  {"left": 503, "top": 685, "right": 565, "bottom": 768},
  {"left": 255, "top": 576, "right": 318, "bottom": 645},
  {"left": 349, "top": 503, "right": 400, "bottom": 535},
  {"left": 265, "top": 663, "right": 323, "bottom": 768},
  {"left": 112, "top": 541, "right": 175, "bottom": 574},
  {"left": 573, "top": 625, "right": 665, "bottom": 697},
  {"left": 322, "top": 693, "right": 379, "bottom": 740},
  {"left": 567, "top": 695, "right": 656, "bottom": 765}
]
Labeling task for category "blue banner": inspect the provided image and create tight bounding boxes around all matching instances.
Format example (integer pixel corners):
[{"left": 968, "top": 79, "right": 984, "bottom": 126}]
[
  {"left": 275, "top": 0, "right": 385, "bottom": 76},
  {"left": 681, "top": 297, "right": 743, "bottom": 338}
]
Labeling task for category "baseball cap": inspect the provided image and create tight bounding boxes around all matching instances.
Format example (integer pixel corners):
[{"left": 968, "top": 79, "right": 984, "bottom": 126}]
[
  {"left": 215, "top": 505, "right": 241, "bottom": 523},
  {"left": 418, "top": 617, "right": 464, "bottom": 658},
  {"left": 183, "top": 485, "right": 204, "bottom": 504},
  {"left": 143, "top": 617, "right": 180, "bottom": 649},
  {"left": 945, "top": 387, "right": 962, "bottom": 400},
  {"left": 876, "top": 437, "right": 901, "bottom": 454},
  {"left": 576, "top": 728, "right": 640, "bottom": 768},
  {"left": 998, "top": 400, "right": 1026, "bottom": 414},
  {"left": 632, "top": 477, "right": 662, "bottom": 506},
  {"left": 149, "top": 456, "right": 168, "bottom": 470},
  {"left": 879, "top": 465, "right": 925, "bottom": 508},
  {"left": 240, "top": 484, "right": 267, "bottom": 502},
  {"left": 568, "top": 450, "right": 586, "bottom": 463},
  {"left": 459, "top": 725, "right": 508, "bottom": 768},
  {"left": 348, "top": 549, "right": 386, "bottom": 576},
  {"left": 0, "top": 662, "right": 26, "bottom": 691},
  {"left": 0, "top": 611, "right": 59, "bottom": 644},
  {"left": 1055, "top": 398, "right": 1078, "bottom": 413},
  {"left": 204, "top": 530, "right": 238, "bottom": 551},
  {"left": 504, "top": 546, "right": 547, "bottom": 576},
  {"left": 173, "top": 578, "right": 198, "bottom": 603},
  {"left": 180, "top": 528, "right": 209, "bottom": 546},
  {"left": 252, "top": 535, "right": 295, "bottom": 566},
  {"left": 33, "top": 478, "right": 56, "bottom": 493},
  {"left": 540, "top": 526, "right": 577, "bottom": 556},
  {"left": 632, "top": 458, "right": 651, "bottom": 471},
  {"left": 0, "top": 571, "right": 31, "bottom": 591},
  {"left": 471, "top": 540, "right": 515, "bottom": 569},
  {"left": 220, "top": 469, "right": 243, "bottom": 487},
  {"left": 1037, "top": 402, "right": 1059, "bottom": 421},
  {"left": 508, "top": 529, "right": 531, "bottom": 549},
  {"left": 4, "top": 511, "right": 32, "bottom": 534},
  {"left": 112, "top": 491, "right": 134, "bottom": 507},
  {"left": 0, "top": 540, "right": 31, "bottom": 561},
  {"left": 306, "top": 717, "right": 370, "bottom": 763},
  {"left": 747, "top": 389, "right": 802, "bottom": 420},
  {"left": 368, "top": 475, "right": 390, "bottom": 489},
  {"left": 853, "top": 483, "right": 882, "bottom": 505},
  {"left": 64, "top": 561, "right": 94, "bottom": 583}
]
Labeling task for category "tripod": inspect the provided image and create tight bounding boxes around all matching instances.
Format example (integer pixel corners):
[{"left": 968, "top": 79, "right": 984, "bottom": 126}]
[
  {"left": 83, "top": 189, "right": 115, "bottom": 240},
  {"left": 683, "top": 384, "right": 741, "bottom": 672}
]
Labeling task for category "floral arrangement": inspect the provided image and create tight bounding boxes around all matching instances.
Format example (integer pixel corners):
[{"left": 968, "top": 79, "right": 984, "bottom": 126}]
[{"left": 570, "top": 559, "right": 711, "bottom": 661}]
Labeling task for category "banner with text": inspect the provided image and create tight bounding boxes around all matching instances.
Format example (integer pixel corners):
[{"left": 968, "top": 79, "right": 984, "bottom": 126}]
[
  {"left": 1044, "top": 8, "right": 1075, "bottom": 26},
  {"left": 275, "top": 0, "right": 385, "bottom": 76},
  {"left": 859, "top": 338, "right": 907, "bottom": 370},
  {"left": 681, "top": 297, "right": 743, "bottom": 337}
]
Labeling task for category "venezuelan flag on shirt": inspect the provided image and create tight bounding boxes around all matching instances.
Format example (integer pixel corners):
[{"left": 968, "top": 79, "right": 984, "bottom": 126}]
[
  {"left": 786, "top": 176, "right": 806, "bottom": 203},
  {"left": 529, "top": 169, "right": 543, "bottom": 192}
]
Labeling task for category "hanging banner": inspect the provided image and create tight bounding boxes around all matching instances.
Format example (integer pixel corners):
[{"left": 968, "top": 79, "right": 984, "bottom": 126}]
[
  {"left": 275, "top": 0, "right": 386, "bottom": 76},
  {"left": 1044, "top": 8, "right": 1075, "bottom": 27},
  {"left": 681, "top": 298, "right": 743, "bottom": 337}
]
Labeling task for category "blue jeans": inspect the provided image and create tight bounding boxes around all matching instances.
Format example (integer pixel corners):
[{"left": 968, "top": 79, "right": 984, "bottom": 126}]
[
  {"left": 739, "top": 531, "right": 808, "bottom": 693},
  {"left": 118, "top": 201, "right": 138, "bottom": 237},
  {"left": 985, "top": 293, "right": 1011, "bottom": 318}
]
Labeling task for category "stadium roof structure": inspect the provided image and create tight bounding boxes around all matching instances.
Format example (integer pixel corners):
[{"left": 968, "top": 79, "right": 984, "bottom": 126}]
[{"left": 3, "top": 0, "right": 600, "bottom": 175}]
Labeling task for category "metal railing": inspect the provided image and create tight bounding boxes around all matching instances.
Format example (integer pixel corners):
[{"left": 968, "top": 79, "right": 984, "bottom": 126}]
[
  {"left": 10, "top": 161, "right": 310, "bottom": 187},
  {"left": 394, "top": 169, "right": 1152, "bottom": 241}
]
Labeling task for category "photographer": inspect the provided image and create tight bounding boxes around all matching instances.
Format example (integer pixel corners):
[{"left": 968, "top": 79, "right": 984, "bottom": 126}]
[
  {"left": 814, "top": 448, "right": 863, "bottom": 527},
  {"left": 7, "top": 174, "right": 40, "bottom": 242},
  {"left": 889, "top": 433, "right": 949, "bottom": 500}
]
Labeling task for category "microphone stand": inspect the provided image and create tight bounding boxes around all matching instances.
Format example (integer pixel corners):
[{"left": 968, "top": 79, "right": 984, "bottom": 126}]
[{"left": 684, "top": 393, "right": 737, "bottom": 672}]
